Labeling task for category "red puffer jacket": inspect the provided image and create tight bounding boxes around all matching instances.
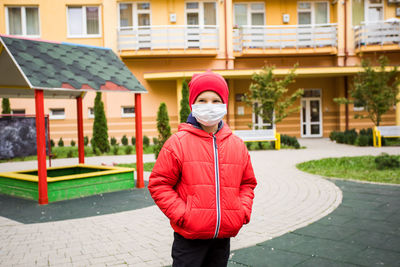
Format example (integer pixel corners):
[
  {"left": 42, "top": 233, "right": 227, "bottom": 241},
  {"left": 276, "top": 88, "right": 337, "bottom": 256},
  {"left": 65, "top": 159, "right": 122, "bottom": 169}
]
[{"left": 148, "top": 123, "right": 257, "bottom": 239}]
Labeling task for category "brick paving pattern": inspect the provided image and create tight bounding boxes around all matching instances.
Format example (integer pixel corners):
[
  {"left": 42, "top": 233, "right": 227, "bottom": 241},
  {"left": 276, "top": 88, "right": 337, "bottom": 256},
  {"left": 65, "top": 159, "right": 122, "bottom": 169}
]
[{"left": 0, "top": 139, "right": 398, "bottom": 266}]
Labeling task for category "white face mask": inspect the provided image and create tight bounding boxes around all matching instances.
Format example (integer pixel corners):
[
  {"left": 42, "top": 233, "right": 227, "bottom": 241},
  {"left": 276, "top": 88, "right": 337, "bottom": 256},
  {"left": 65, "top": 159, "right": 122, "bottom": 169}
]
[{"left": 191, "top": 104, "right": 227, "bottom": 127}]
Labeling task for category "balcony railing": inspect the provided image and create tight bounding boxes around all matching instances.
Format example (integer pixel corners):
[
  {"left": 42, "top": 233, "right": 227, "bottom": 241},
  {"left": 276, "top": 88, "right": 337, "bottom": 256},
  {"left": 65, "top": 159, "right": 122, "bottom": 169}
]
[
  {"left": 354, "top": 20, "right": 400, "bottom": 48},
  {"left": 233, "top": 23, "right": 337, "bottom": 52},
  {"left": 117, "top": 25, "right": 219, "bottom": 51}
]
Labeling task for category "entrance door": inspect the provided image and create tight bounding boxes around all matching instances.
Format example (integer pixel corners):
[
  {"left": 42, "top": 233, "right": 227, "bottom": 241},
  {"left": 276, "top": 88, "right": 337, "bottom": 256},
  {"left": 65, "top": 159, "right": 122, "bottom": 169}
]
[{"left": 301, "top": 90, "right": 322, "bottom": 137}]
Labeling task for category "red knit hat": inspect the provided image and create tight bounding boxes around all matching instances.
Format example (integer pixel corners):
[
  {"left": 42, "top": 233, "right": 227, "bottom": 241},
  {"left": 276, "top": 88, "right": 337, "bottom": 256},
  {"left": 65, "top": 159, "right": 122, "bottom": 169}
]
[{"left": 188, "top": 71, "right": 229, "bottom": 109}]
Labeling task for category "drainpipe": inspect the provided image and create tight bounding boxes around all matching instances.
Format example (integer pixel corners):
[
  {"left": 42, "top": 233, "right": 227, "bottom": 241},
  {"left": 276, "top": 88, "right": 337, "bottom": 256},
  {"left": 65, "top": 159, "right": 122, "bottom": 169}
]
[
  {"left": 224, "top": 0, "right": 229, "bottom": 70},
  {"left": 344, "top": 0, "right": 349, "bottom": 130},
  {"left": 223, "top": 0, "right": 230, "bottom": 124}
]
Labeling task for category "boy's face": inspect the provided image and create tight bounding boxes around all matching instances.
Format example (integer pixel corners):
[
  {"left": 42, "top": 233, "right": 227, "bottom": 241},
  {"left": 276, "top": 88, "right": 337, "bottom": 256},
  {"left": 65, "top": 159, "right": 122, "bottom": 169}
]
[{"left": 194, "top": 91, "right": 223, "bottom": 105}]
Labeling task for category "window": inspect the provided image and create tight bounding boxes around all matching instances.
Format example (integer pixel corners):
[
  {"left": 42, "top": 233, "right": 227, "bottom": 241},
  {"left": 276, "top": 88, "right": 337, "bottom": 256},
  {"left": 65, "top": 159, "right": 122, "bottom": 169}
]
[
  {"left": 6, "top": 6, "right": 40, "bottom": 37},
  {"left": 49, "top": 108, "right": 65, "bottom": 120},
  {"left": 11, "top": 109, "right": 26, "bottom": 115},
  {"left": 298, "top": 2, "right": 329, "bottom": 25},
  {"left": 67, "top": 6, "right": 101, "bottom": 37},
  {"left": 234, "top": 3, "right": 265, "bottom": 26},
  {"left": 119, "top": 2, "right": 151, "bottom": 29},
  {"left": 353, "top": 100, "right": 365, "bottom": 111},
  {"left": 365, "top": 0, "right": 383, "bottom": 22},
  {"left": 88, "top": 108, "right": 94, "bottom": 119},
  {"left": 252, "top": 103, "right": 273, "bottom": 130},
  {"left": 185, "top": 2, "right": 217, "bottom": 26},
  {"left": 121, "top": 106, "right": 135, "bottom": 118}
]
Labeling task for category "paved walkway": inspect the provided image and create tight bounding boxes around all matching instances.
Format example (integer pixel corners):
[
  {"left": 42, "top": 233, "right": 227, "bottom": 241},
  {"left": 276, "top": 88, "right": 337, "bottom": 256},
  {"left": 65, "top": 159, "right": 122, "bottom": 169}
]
[{"left": 0, "top": 139, "right": 399, "bottom": 266}]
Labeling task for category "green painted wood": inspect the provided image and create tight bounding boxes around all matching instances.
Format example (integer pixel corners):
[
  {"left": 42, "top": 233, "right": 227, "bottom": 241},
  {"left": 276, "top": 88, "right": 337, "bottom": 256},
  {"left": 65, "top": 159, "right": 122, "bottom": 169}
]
[
  {"left": 47, "top": 172, "right": 135, "bottom": 202},
  {"left": 0, "top": 168, "right": 134, "bottom": 202},
  {"left": 0, "top": 177, "right": 38, "bottom": 200}
]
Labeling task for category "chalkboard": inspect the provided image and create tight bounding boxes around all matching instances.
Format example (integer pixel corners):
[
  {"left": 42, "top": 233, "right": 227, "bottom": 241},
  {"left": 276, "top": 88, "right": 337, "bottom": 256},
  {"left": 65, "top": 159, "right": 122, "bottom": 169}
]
[{"left": 0, "top": 116, "right": 49, "bottom": 160}]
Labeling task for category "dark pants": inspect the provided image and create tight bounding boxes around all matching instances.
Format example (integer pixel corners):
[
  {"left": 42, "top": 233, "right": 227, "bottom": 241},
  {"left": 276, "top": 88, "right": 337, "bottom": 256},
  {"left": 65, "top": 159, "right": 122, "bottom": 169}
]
[{"left": 172, "top": 232, "right": 230, "bottom": 267}]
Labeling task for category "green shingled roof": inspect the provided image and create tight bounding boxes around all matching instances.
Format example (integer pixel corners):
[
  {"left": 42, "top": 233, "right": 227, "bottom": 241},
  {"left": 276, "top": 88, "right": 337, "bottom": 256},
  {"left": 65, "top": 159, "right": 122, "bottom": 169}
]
[{"left": 0, "top": 35, "right": 146, "bottom": 93}]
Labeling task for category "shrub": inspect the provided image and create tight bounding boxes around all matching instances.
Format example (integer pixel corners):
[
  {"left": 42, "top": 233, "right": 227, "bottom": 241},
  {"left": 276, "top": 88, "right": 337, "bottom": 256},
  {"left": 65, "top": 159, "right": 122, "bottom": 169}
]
[
  {"left": 50, "top": 139, "right": 55, "bottom": 147},
  {"left": 329, "top": 131, "right": 338, "bottom": 141},
  {"left": 110, "top": 137, "right": 118, "bottom": 146},
  {"left": 344, "top": 129, "right": 358, "bottom": 145},
  {"left": 93, "top": 147, "right": 101, "bottom": 156},
  {"left": 375, "top": 153, "right": 400, "bottom": 170},
  {"left": 335, "top": 132, "right": 345, "bottom": 144},
  {"left": 121, "top": 135, "right": 128, "bottom": 146},
  {"left": 67, "top": 150, "right": 74, "bottom": 158},
  {"left": 58, "top": 138, "right": 64, "bottom": 147},
  {"left": 92, "top": 92, "right": 110, "bottom": 153},
  {"left": 84, "top": 136, "right": 89, "bottom": 146},
  {"left": 153, "top": 137, "right": 159, "bottom": 145},
  {"left": 125, "top": 146, "right": 133, "bottom": 155},
  {"left": 131, "top": 136, "right": 136, "bottom": 146},
  {"left": 143, "top": 136, "right": 150, "bottom": 147},
  {"left": 180, "top": 80, "right": 191, "bottom": 122},
  {"left": 70, "top": 140, "right": 76, "bottom": 147},
  {"left": 281, "top": 134, "right": 300, "bottom": 149},
  {"left": 154, "top": 103, "right": 172, "bottom": 159},
  {"left": 356, "top": 135, "right": 369, "bottom": 146},
  {"left": 112, "top": 145, "right": 119, "bottom": 155},
  {"left": 246, "top": 142, "right": 251, "bottom": 150}
]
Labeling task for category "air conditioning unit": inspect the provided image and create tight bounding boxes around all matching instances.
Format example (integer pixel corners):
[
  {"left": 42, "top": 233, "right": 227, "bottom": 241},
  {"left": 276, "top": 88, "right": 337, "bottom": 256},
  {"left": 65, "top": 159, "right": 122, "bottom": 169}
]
[{"left": 388, "top": 0, "right": 400, "bottom": 4}]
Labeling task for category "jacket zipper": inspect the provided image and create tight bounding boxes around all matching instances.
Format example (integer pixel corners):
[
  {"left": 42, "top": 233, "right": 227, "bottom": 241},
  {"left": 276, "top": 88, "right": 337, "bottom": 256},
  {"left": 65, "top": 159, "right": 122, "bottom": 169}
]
[{"left": 212, "top": 134, "right": 221, "bottom": 238}]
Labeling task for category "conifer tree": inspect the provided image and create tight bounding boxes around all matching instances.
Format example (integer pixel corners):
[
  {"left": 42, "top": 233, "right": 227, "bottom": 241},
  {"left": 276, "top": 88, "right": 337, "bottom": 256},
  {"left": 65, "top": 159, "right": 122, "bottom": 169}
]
[
  {"left": 92, "top": 92, "right": 110, "bottom": 153},
  {"left": 2, "top": 98, "right": 11, "bottom": 114},
  {"left": 243, "top": 65, "right": 304, "bottom": 127},
  {"left": 180, "top": 80, "right": 191, "bottom": 123},
  {"left": 154, "top": 102, "right": 172, "bottom": 159},
  {"left": 334, "top": 56, "right": 399, "bottom": 126}
]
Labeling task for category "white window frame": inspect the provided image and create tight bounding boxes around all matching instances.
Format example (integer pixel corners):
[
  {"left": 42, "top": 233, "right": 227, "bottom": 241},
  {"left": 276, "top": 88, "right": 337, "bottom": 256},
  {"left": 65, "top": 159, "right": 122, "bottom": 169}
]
[
  {"left": 121, "top": 106, "right": 135, "bottom": 118},
  {"left": 233, "top": 2, "right": 266, "bottom": 26},
  {"left": 184, "top": 1, "right": 218, "bottom": 27},
  {"left": 88, "top": 107, "right": 94, "bottom": 119},
  {"left": 252, "top": 102, "right": 274, "bottom": 130},
  {"left": 49, "top": 108, "right": 66, "bottom": 120},
  {"left": 364, "top": 0, "right": 384, "bottom": 23},
  {"left": 118, "top": 2, "right": 151, "bottom": 29},
  {"left": 5, "top": 6, "right": 41, "bottom": 37},
  {"left": 297, "top": 1, "right": 330, "bottom": 25},
  {"left": 67, "top": 5, "right": 102, "bottom": 38}
]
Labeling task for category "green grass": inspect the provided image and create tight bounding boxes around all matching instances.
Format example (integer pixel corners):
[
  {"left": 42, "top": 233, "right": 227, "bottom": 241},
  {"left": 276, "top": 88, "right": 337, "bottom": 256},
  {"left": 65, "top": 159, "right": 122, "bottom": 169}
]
[
  {"left": 297, "top": 155, "right": 400, "bottom": 184},
  {"left": 0, "top": 145, "right": 155, "bottom": 163},
  {"left": 117, "top": 162, "right": 156, "bottom": 172}
]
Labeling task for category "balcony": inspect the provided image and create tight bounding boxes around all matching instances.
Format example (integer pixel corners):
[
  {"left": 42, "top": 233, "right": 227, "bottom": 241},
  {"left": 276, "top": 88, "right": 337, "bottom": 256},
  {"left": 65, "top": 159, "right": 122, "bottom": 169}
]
[
  {"left": 233, "top": 23, "right": 337, "bottom": 55},
  {"left": 354, "top": 20, "right": 400, "bottom": 52},
  {"left": 117, "top": 25, "right": 219, "bottom": 57}
]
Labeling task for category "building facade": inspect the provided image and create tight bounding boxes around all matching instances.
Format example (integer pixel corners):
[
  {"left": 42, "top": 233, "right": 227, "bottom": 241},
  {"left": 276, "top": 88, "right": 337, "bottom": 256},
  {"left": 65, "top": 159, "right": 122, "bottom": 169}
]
[{"left": 1, "top": 0, "right": 400, "bottom": 144}]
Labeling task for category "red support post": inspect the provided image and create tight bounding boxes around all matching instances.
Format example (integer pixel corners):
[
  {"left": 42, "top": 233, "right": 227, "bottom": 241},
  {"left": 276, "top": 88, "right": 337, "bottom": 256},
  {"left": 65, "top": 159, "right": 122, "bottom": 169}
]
[
  {"left": 76, "top": 95, "right": 85, "bottom": 164},
  {"left": 34, "top": 89, "right": 48, "bottom": 205},
  {"left": 135, "top": 93, "right": 144, "bottom": 188}
]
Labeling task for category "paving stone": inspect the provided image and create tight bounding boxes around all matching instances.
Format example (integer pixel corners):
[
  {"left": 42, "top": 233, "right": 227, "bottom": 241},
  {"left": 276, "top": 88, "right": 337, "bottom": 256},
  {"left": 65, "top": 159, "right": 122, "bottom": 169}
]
[{"left": 1, "top": 139, "right": 399, "bottom": 266}]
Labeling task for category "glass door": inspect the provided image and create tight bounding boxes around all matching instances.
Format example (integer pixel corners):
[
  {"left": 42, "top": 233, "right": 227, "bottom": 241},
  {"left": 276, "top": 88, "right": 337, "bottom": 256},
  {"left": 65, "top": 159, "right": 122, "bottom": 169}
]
[{"left": 301, "top": 90, "right": 322, "bottom": 137}]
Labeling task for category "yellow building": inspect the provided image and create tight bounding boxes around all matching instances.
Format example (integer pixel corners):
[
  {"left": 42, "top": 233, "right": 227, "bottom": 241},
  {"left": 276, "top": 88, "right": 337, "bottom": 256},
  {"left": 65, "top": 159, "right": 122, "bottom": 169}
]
[{"left": 1, "top": 0, "right": 399, "bottom": 144}]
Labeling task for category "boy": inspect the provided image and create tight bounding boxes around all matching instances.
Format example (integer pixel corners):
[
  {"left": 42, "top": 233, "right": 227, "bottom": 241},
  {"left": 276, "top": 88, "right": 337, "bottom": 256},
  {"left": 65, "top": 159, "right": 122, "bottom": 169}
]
[{"left": 148, "top": 71, "right": 257, "bottom": 267}]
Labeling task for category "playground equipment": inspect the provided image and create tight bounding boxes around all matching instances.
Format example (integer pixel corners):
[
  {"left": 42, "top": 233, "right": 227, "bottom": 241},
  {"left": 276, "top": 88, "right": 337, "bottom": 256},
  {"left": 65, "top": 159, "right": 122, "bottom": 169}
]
[{"left": 0, "top": 35, "right": 147, "bottom": 204}]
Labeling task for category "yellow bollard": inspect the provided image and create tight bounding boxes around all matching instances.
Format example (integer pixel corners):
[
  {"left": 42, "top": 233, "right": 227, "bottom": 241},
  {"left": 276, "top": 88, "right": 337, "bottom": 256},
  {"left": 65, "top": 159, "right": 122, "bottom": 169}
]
[{"left": 275, "top": 133, "right": 281, "bottom": 150}]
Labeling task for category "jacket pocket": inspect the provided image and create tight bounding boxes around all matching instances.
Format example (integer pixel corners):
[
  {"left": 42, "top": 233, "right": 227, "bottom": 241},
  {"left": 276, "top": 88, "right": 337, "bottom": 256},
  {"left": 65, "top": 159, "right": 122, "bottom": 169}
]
[{"left": 182, "top": 195, "right": 193, "bottom": 227}]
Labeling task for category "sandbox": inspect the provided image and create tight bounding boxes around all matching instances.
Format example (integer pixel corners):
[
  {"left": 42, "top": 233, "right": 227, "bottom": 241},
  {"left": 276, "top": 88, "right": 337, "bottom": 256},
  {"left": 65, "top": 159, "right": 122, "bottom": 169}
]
[{"left": 0, "top": 164, "right": 135, "bottom": 202}]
